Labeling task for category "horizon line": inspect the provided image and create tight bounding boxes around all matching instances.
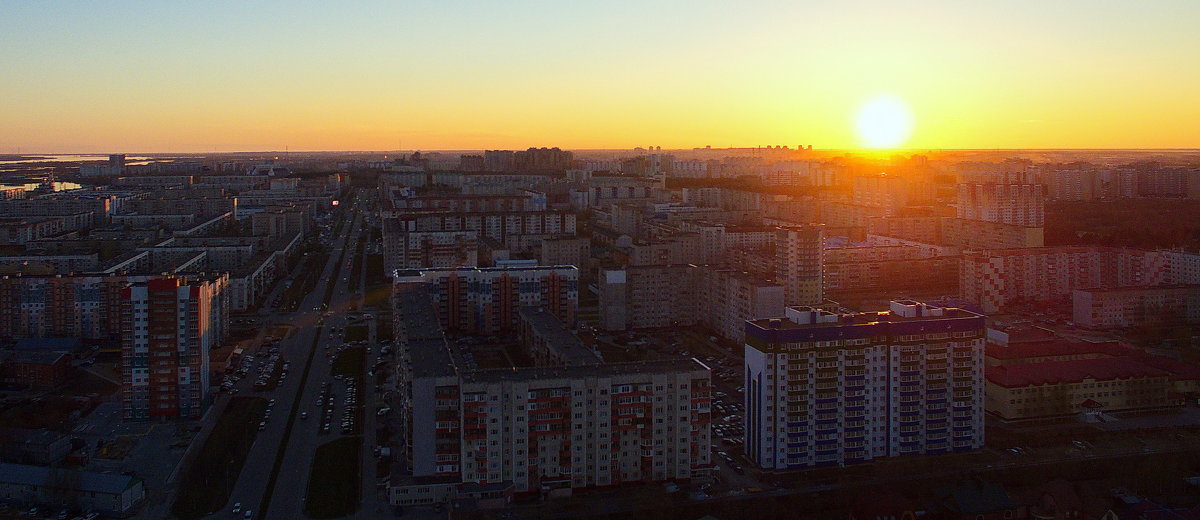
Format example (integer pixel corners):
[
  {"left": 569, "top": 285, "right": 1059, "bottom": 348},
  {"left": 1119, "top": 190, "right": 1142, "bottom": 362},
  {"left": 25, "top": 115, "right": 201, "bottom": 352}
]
[{"left": 6, "top": 147, "right": 1200, "bottom": 156}]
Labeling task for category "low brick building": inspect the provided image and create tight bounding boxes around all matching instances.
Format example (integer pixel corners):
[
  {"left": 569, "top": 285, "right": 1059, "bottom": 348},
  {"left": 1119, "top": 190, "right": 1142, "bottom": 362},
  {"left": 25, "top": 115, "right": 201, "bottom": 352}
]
[{"left": 0, "top": 350, "right": 72, "bottom": 389}]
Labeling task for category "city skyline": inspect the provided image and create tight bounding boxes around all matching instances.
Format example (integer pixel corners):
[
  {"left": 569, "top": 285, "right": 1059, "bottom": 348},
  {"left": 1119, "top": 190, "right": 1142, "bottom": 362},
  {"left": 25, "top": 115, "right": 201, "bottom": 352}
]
[
  {"left": 2, "top": 1, "right": 1199, "bottom": 153},
  {"left": 3, "top": 3, "right": 1200, "bottom": 519}
]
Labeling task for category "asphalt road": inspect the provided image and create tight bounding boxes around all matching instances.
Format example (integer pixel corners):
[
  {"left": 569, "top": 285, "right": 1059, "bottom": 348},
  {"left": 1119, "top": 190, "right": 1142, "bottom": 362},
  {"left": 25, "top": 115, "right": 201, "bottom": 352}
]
[
  {"left": 267, "top": 201, "right": 377, "bottom": 519},
  {"left": 197, "top": 194, "right": 368, "bottom": 520}
]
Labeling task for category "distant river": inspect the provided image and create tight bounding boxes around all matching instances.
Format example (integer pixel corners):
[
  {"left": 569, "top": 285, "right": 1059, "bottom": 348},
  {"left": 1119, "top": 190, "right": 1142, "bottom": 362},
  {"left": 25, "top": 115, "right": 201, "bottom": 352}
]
[
  {"left": 0, "top": 181, "right": 83, "bottom": 192},
  {"left": 0, "top": 154, "right": 153, "bottom": 164}
]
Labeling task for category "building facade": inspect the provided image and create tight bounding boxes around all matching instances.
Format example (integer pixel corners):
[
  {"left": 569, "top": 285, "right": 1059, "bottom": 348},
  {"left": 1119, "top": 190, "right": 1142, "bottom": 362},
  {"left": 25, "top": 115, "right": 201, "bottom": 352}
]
[
  {"left": 396, "top": 282, "right": 712, "bottom": 498},
  {"left": 396, "top": 266, "right": 578, "bottom": 335},
  {"left": 120, "top": 276, "right": 226, "bottom": 420},
  {"left": 959, "top": 247, "right": 1177, "bottom": 313},
  {"left": 1072, "top": 285, "right": 1200, "bottom": 329},
  {"left": 775, "top": 226, "right": 824, "bottom": 307},
  {"left": 743, "top": 300, "right": 986, "bottom": 470},
  {"left": 956, "top": 183, "right": 1045, "bottom": 227}
]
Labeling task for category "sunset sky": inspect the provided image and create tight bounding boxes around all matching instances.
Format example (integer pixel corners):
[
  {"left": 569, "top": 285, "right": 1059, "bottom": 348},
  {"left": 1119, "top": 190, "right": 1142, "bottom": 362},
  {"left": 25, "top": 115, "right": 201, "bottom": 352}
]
[{"left": 1, "top": 1, "right": 1197, "bottom": 153}]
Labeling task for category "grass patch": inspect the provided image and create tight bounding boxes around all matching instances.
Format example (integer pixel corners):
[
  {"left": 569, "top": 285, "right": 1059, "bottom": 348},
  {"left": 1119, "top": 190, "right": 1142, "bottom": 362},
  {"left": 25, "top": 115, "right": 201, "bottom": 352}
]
[
  {"left": 304, "top": 437, "right": 362, "bottom": 518},
  {"left": 171, "top": 396, "right": 268, "bottom": 519},
  {"left": 258, "top": 203, "right": 357, "bottom": 516},
  {"left": 363, "top": 254, "right": 389, "bottom": 309},
  {"left": 364, "top": 253, "right": 385, "bottom": 286},
  {"left": 332, "top": 347, "right": 365, "bottom": 379},
  {"left": 376, "top": 313, "right": 393, "bottom": 343},
  {"left": 363, "top": 285, "right": 390, "bottom": 309},
  {"left": 348, "top": 234, "right": 366, "bottom": 293},
  {"left": 343, "top": 324, "right": 369, "bottom": 343},
  {"left": 280, "top": 250, "right": 329, "bottom": 313}
]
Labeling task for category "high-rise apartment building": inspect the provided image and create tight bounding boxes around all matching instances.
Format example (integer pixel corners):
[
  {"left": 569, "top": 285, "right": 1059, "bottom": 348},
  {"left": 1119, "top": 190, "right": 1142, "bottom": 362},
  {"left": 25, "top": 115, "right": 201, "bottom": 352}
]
[
  {"left": 381, "top": 210, "right": 577, "bottom": 272},
  {"left": 597, "top": 265, "right": 697, "bottom": 331},
  {"left": 483, "top": 150, "right": 516, "bottom": 172},
  {"left": 1072, "top": 285, "right": 1200, "bottom": 329},
  {"left": 774, "top": 226, "right": 824, "bottom": 307},
  {"left": 459, "top": 154, "right": 485, "bottom": 172},
  {"left": 743, "top": 300, "right": 986, "bottom": 470},
  {"left": 120, "top": 276, "right": 227, "bottom": 420},
  {"left": 959, "top": 246, "right": 1178, "bottom": 313},
  {"left": 695, "top": 268, "right": 785, "bottom": 344},
  {"left": 0, "top": 273, "right": 228, "bottom": 344},
  {"left": 956, "top": 183, "right": 1045, "bottom": 227},
  {"left": 394, "top": 265, "right": 578, "bottom": 335},
  {"left": 395, "top": 281, "right": 712, "bottom": 498},
  {"left": 513, "top": 147, "right": 573, "bottom": 172},
  {"left": 597, "top": 265, "right": 784, "bottom": 343},
  {"left": 852, "top": 174, "right": 910, "bottom": 215}
]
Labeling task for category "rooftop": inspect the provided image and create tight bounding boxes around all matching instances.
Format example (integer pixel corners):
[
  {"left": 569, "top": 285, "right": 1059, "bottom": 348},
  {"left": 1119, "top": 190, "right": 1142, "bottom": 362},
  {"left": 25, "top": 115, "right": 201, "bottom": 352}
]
[
  {"left": 1076, "top": 284, "right": 1200, "bottom": 295},
  {"left": 0, "top": 349, "right": 71, "bottom": 366},
  {"left": 985, "top": 339, "right": 1138, "bottom": 361},
  {"left": 746, "top": 301, "right": 984, "bottom": 344},
  {"left": 393, "top": 264, "right": 578, "bottom": 280},
  {"left": 986, "top": 356, "right": 1169, "bottom": 388},
  {"left": 962, "top": 245, "right": 1155, "bottom": 259},
  {"left": 395, "top": 284, "right": 455, "bottom": 379},
  {"left": 518, "top": 307, "right": 599, "bottom": 366},
  {"left": 459, "top": 357, "right": 708, "bottom": 384},
  {"left": 0, "top": 462, "right": 141, "bottom": 495}
]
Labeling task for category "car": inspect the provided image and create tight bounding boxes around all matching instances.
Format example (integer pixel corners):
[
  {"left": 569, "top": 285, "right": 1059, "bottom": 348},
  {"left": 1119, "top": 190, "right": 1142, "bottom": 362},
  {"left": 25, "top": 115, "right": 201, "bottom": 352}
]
[
  {"left": 243, "top": 510, "right": 253, "bottom": 519},
  {"left": 258, "top": 422, "right": 267, "bottom": 431},
  {"left": 301, "top": 412, "right": 309, "bottom": 420},
  {"left": 232, "top": 502, "right": 242, "bottom": 513}
]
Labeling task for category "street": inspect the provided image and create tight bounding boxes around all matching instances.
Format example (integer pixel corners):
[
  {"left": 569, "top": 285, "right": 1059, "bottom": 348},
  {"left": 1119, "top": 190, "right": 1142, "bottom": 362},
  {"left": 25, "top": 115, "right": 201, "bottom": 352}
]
[{"left": 176, "top": 190, "right": 381, "bottom": 520}]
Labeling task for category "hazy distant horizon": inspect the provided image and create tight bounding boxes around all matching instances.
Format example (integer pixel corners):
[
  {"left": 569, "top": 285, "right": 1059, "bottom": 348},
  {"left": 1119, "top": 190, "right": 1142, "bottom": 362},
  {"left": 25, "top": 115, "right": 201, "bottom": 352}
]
[{"left": 5, "top": 148, "right": 1200, "bottom": 157}]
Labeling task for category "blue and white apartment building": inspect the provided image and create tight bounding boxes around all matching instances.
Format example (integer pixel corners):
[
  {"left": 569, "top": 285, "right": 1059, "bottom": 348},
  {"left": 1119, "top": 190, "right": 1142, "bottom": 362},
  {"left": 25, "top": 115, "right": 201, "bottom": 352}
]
[{"left": 743, "top": 300, "right": 985, "bottom": 470}]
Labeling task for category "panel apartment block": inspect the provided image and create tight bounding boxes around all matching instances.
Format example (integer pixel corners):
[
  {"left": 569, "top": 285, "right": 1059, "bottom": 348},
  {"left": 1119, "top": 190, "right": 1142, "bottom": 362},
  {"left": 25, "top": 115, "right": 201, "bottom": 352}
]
[
  {"left": 744, "top": 300, "right": 985, "bottom": 470},
  {"left": 120, "top": 276, "right": 225, "bottom": 420},
  {"left": 395, "top": 265, "right": 578, "bottom": 335}
]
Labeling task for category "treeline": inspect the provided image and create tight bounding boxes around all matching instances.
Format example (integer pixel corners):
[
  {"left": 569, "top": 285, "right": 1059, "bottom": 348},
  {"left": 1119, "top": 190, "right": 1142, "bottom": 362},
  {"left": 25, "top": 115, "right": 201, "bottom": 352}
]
[{"left": 1045, "top": 199, "right": 1200, "bottom": 251}]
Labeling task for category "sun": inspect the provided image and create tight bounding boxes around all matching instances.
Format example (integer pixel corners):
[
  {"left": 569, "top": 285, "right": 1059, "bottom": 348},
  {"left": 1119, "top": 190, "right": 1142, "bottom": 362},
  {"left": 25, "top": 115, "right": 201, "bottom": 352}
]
[{"left": 855, "top": 96, "right": 914, "bottom": 149}]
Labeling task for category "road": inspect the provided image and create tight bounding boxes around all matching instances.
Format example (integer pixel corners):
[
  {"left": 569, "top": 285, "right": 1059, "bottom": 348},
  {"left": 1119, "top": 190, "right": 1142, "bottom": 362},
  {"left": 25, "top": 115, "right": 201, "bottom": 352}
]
[
  {"left": 265, "top": 194, "right": 387, "bottom": 520},
  {"left": 191, "top": 191, "right": 370, "bottom": 520}
]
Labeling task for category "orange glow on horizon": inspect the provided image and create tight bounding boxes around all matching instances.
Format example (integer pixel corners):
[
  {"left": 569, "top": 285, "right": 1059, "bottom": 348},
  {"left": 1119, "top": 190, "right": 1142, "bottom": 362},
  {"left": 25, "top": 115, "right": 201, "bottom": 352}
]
[{"left": 0, "top": 2, "right": 1197, "bottom": 153}]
